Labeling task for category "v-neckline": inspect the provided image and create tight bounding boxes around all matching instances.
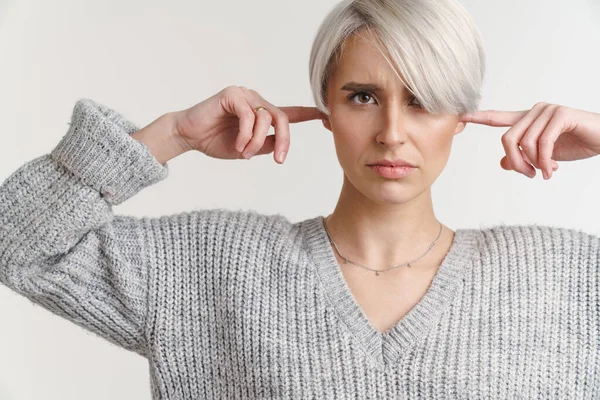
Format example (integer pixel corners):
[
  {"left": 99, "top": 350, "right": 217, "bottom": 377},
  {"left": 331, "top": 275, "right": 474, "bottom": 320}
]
[{"left": 302, "top": 215, "right": 478, "bottom": 369}]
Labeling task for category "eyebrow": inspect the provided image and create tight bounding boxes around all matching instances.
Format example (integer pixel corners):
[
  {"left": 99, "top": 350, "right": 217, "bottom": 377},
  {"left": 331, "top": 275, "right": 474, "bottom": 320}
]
[{"left": 340, "top": 81, "right": 412, "bottom": 93}]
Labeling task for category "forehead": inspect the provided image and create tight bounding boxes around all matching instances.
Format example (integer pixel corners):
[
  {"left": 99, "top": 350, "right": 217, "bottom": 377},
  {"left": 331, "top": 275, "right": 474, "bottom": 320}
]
[{"left": 332, "top": 33, "right": 408, "bottom": 92}]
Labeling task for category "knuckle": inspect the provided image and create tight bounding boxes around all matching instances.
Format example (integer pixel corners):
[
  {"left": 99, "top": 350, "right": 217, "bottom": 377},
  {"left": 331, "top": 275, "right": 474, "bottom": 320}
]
[
  {"left": 501, "top": 134, "right": 514, "bottom": 146},
  {"left": 554, "top": 105, "right": 569, "bottom": 118},
  {"left": 278, "top": 112, "right": 289, "bottom": 125},
  {"left": 258, "top": 111, "right": 272, "bottom": 122},
  {"left": 520, "top": 139, "right": 535, "bottom": 150},
  {"left": 247, "top": 139, "right": 263, "bottom": 153},
  {"left": 540, "top": 159, "right": 550, "bottom": 169},
  {"left": 546, "top": 103, "right": 560, "bottom": 113},
  {"left": 222, "top": 86, "right": 237, "bottom": 97},
  {"left": 242, "top": 110, "right": 255, "bottom": 120},
  {"left": 240, "top": 116, "right": 255, "bottom": 131},
  {"left": 239, "top": 133, "right": 252, "bottom": 143},
  {"left": 244, "top": 144, "right": 258, "bottom": 154},
  {"left": 241, "top": 139, "right": 255, "bottom": 152},
  {"left": 534, "top": 101, "right": 549, "bottom": 109},
  {"left": 239, "top": 134, "right": 253, "bottom": 143}
]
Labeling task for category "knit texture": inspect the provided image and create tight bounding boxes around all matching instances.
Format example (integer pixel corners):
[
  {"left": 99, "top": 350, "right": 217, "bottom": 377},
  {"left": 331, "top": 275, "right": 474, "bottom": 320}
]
[{"left": 1, "top": 99, "right": 599, "bottom": 399}]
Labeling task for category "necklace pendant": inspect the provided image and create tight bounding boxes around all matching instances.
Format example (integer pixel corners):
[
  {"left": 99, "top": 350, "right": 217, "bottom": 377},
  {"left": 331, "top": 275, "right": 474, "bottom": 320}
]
[
  {"left": 375, "top": 271, "right": 379, "bottom": 276},
  {"left": 407, "top": 263, "right": 411, "bottom": 268}
]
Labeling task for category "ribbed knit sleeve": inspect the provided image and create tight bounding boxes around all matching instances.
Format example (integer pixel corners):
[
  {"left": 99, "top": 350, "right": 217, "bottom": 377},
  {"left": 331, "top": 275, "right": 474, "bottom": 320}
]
[{"left": 0, "top": 99, "right": 169, "bottom": 357}]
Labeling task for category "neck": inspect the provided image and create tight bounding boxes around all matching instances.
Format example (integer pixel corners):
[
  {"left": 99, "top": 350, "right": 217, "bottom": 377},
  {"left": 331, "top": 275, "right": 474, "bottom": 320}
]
[{"left": 326, "top": 177, "right": 448, "bottom": 270}]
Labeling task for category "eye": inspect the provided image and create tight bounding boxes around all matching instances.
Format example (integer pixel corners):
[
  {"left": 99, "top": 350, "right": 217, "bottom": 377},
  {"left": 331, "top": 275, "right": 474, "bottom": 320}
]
[
  {"left": 408, "top": 96, "right": 424, "bottom": 109},
  {"left": 347, "top": 91, "right": 424, "bottom": 110},
  {"left": 348, "top": 91, "right": 376, "bottom": 107}
]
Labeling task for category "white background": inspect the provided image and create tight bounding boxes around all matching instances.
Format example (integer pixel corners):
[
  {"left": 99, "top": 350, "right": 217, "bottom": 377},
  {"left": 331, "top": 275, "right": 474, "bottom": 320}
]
[{"left": 1, "top": 0, "right": 599, "bottom": 398}]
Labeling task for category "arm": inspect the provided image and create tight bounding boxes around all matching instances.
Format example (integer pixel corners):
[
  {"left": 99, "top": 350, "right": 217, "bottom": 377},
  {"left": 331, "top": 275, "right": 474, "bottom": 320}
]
[
  {"left": 0, "top": 99, "right": 178, "bottom": 357},
  {"left": 130, "top": 108, "right": 190, "bottom": 165}
]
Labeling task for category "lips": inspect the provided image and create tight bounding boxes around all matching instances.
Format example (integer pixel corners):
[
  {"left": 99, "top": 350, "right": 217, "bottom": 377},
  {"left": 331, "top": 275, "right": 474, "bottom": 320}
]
[
  {"left": 371, "top": 163, "right": 414, "bottom": 167},
  {"left": 367, "top": 159, "right": 417, "bottom": 168},
  {"left": 368, "top": 164, "right": 416, "bottom": 178}
]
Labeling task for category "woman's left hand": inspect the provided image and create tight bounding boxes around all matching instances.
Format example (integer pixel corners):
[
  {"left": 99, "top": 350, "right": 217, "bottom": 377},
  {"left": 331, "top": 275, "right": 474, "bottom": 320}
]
[{"left": 461, "top": 103, "right": 600, "bottom": 180}]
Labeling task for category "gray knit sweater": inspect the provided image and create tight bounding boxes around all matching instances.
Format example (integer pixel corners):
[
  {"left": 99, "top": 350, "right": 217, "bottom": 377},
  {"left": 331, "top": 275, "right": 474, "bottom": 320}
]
[{"left": 1, "top": 99, "right": 599, "bottom": 399}]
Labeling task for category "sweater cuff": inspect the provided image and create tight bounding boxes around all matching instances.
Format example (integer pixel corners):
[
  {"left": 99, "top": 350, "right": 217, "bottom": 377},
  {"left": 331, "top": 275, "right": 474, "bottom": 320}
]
[{"left": 50, "top": 99, "right": 169, "bottom": 205}]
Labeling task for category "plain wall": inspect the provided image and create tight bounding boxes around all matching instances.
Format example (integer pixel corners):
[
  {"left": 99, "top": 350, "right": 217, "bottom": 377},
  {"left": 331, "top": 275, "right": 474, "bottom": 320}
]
[{"left": 1, "top": 0, "right": 599, "bottom": 398}]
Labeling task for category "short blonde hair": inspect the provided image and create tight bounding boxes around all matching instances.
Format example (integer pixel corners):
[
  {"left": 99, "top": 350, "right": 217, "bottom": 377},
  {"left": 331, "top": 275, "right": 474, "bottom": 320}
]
[{"left": 308, "top": 0, "right": 486, "bottom": 116}]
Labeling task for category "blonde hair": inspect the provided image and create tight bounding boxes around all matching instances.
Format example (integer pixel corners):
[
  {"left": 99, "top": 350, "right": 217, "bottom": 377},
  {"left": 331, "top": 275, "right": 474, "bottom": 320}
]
[{"left": 308, "top": 0, "right": 486, "bottom": 116}]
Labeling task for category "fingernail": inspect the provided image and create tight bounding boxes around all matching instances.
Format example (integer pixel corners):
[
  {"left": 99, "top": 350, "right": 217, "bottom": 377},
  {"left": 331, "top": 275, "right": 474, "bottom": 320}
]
[
  {"left": 279, "top": 152, "right": 287, "bottom": 163},
  {"left": 527, "top": 171, "right": 535, "bottom": 179},
  {"left": 542, "top": 170, "right": 548, "bottom": 180}
]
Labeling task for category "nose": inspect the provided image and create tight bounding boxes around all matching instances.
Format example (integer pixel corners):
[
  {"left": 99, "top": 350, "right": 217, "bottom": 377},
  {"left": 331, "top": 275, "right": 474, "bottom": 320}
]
[{"left": 375, "top": 105, "right": 409, "bottom": 147}]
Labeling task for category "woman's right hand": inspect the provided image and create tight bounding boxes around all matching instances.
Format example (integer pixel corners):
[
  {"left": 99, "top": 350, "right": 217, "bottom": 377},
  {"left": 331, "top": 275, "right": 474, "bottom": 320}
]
[{"left": 174, "top": 86, "right": 325, "bottom": 164}]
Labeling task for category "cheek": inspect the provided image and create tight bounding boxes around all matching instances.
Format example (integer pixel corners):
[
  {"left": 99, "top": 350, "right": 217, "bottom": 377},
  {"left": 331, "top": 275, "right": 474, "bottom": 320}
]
[
  {"left": 419, "top": 133, "right": 455, "bottom": 171},
  {"left": 330, "top": 107, "right": 363, "bottom": 132},
  {"left": 330, "top": 114, "right": 369, "bottom": 152}
]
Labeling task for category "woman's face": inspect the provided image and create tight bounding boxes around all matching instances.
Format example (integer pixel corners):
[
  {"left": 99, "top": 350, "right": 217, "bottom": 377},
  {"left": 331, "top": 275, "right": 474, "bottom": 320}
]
[{"left": 322, "top": 33, "right": 467, "bottom": 206}]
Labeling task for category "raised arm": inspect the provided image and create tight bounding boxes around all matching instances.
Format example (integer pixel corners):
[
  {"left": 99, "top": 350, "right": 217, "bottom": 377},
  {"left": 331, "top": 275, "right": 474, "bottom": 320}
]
[
  {"left": 0, "top": 99, "right": 174, "bottom": 356},
  {"left": 0, "top": 88, "right": 320, "bottom": 357}
]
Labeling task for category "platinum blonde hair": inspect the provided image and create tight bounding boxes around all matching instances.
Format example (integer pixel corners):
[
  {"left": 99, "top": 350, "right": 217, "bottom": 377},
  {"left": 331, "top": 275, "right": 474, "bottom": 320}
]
[{"left": 308, "top": 0, "right": 486, "bottom": 116}]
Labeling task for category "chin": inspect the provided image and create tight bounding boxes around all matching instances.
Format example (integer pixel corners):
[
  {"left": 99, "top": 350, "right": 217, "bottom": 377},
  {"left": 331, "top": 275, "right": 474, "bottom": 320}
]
[
  {"left": 358, "top": 181, "right": 420, "bottom": 205},
  {"left": 343, "top": 169, "right": 426, "bottom": 204},
  {"left": 369, "top": 191, "right": 418, "bottom": 205}
]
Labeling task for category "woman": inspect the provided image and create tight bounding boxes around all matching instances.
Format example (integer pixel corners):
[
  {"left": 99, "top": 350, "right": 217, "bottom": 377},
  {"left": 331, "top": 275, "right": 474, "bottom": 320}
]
[{"left": 1, "top": 0, "right": 598, "bottom": 398}]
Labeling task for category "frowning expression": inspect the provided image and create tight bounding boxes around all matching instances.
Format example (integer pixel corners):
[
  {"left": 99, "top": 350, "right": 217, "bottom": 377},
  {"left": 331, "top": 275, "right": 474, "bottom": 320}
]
[{"left": 322, "top": 32, "right": 467, "bottom": 205}]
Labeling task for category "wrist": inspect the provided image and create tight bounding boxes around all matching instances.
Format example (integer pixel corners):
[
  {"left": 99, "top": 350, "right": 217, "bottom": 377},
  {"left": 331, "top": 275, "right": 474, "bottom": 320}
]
[
  {"left": 131, "top": 112, "right": 192, "bottom": 165},
  {"left": 166, "top": 110, "right": 194, "bottom": 153}
]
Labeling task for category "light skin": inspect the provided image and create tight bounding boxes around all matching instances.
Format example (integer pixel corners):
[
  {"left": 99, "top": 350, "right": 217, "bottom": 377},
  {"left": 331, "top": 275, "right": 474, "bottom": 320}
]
[
  {"left": 462, "top": 105, "right": 599, "bottom": 179},
  {"left": 320, "top": 33, "right": 466, "bottom": 272},
  {"left": 131, "top": 35, "right": 600, "bottom": 332}
]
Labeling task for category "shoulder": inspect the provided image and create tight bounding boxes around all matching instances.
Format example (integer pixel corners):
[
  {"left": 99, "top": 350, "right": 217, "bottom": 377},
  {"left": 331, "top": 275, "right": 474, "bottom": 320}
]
[
  {"left": 141, "top": 207, "right": 294, "bottom": 232},
  {"left": 471, "top": 223, "right": 600, "bottom": 270},
  {"left": 471, "top": 223, "right": 600, "bottom": 320},
  {"left": 137, "top": 208, "right": 302, "bottom": 274},
  {"left": 157, "top": 207, "right": 300, "bottom": 249},
  {"left": 474, "top": 222, "right": 599, "bottom": 248}
]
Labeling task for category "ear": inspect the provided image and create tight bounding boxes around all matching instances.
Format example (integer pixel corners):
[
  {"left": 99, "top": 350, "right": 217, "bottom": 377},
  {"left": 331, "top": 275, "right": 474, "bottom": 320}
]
[
  {"left": 454, "top": 119, "right": 467, "bottom": 135},
  {"left": 322, "top": 116, "right": 332, "bottom": 132}
]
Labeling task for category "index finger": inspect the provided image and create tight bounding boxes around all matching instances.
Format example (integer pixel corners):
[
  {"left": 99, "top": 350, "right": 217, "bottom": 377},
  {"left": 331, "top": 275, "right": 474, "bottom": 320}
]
[
  {"left": 280, "top": 106, "right": 325, "bottom": 123},
  {"left": 461, "top": 110, "right": 529, "bottom": 127}
]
